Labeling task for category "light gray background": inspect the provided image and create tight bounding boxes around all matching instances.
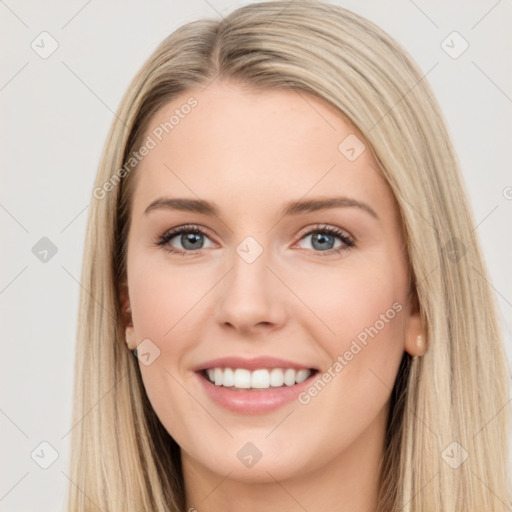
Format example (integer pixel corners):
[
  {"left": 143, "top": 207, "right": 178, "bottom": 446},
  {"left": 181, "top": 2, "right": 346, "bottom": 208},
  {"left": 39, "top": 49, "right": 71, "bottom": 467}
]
[{"left": 1, "top": 1, "right": 511, "bottom": 510}]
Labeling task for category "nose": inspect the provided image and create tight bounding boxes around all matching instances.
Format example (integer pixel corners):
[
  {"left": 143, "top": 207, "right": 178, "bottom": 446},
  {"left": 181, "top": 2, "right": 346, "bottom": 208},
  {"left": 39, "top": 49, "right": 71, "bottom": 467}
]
[{"left": 214, "top": 245, "right": 287, "bottom": 336}]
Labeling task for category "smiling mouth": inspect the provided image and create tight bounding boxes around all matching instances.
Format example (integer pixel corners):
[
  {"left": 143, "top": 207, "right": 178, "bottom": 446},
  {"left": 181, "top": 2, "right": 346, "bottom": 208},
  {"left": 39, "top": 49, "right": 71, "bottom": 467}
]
[{"left": 198, "top": 367, "right": 319, "bottom": 391}]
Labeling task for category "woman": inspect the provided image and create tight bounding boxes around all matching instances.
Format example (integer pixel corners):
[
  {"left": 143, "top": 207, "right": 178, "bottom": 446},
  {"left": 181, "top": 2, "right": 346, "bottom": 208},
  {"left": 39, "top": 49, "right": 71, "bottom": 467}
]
[{"left": 68, "top": 1, "right": 511, "bottom": 510}]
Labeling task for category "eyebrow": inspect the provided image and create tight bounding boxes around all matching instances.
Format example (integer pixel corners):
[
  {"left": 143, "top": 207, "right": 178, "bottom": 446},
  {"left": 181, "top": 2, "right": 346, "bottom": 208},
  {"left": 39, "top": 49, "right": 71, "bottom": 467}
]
[{"left": 144, "top": 196, "right": 378, "bottom": 219}]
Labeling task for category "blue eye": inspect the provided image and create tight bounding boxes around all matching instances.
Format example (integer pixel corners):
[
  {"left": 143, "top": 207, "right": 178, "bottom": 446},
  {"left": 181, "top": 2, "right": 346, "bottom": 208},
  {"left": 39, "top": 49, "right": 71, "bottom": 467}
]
[
  {"left": 155, "top": 224, "right": 214, "bottom": 255},
  {"left": 297, "top": 225, "right": 354, "bottom": 254},
  {"left": 155, "top": 224, "right": 355, "bottom": 256}
]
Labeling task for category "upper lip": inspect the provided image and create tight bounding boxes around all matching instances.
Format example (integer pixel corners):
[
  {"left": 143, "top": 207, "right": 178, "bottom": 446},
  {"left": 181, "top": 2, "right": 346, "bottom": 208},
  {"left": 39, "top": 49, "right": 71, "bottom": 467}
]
[{"left": 193, "top": 356, "right": 317, "bottom": 372}]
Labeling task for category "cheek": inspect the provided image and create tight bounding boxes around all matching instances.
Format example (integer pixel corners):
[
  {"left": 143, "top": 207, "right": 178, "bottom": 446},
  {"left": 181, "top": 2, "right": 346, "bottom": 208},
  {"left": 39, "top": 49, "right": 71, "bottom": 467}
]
[
  {"left": 127, "top": 255, "right": 214, "bottom": 410},
  {"left": 285, "top": 261, "right": 407, "bottom": 451},
  {"left": 292, "top": 256, "right": 407, "bottom": 388},
  {"left": 129, "top": 255, "right": 211, "bottom": 341}
]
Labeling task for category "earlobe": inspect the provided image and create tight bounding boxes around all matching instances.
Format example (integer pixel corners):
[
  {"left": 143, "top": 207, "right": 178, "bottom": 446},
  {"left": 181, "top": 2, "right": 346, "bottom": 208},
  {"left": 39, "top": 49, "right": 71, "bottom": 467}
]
[
  {"left": 125, "top": 323, "right": 136, "bottom": 351},
  {"left": 404, "top": 319, "right": 426, "bottom": 356},
  {"left": 405, "top": 332, "right": 427, "bottom": 357},
  {"left": 404, "top": 291, "right": 427, "bottom": 357},
  {"left": 404, "top": 310, "right": 427, "bottom": 356}
]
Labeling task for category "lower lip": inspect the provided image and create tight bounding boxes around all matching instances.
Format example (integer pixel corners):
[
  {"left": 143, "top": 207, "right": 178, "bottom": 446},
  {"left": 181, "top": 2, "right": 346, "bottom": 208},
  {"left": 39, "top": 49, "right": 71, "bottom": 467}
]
[{"left": 194, "top": 370, "right": 318, "bottom": 414}]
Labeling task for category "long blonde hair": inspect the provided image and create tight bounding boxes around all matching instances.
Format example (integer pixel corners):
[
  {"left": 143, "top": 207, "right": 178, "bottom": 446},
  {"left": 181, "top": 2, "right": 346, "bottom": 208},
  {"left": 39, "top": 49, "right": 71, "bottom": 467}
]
[{"left": 67, "top": 1, "right": 511, "bottom": 510}]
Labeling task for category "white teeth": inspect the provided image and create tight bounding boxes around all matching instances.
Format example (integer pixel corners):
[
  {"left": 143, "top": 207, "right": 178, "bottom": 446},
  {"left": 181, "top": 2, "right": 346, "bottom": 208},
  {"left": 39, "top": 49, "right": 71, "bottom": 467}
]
[
  {"left": 251, "top": 369, "right": 269, "bottom": 389},
  {"left": 295, "top": 369, "right": 311, "bottom": 383},
  {"left": 269, "top": 368, "right": 284, "bottom": 387},
  {"left": 203, "top": 367, "right": 313, "bottom": 389},
  {"left": 283, "top": 368, "right": 296, "bottom": 386},
  {"left": 233, "top": 368, "right": 251, "bottom": 388},
  {"left": 223, "top": 367, "right": 235, "bottom": 387}
]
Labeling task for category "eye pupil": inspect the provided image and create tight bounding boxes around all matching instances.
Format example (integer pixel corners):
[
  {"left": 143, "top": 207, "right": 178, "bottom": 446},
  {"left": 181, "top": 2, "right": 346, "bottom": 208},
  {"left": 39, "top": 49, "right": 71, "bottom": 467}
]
[
  {"left": 312, "top": 232, "right": 334, "bottom": 251},
  {"left": 182, "top": 232, "right": 203, "bottom": 249}
]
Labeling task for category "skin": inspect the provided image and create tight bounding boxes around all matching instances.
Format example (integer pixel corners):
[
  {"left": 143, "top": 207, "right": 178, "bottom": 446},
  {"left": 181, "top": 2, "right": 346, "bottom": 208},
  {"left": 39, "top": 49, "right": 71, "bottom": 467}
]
[{"left": 122, "top": 80, "right": 425, "bottom": 512}]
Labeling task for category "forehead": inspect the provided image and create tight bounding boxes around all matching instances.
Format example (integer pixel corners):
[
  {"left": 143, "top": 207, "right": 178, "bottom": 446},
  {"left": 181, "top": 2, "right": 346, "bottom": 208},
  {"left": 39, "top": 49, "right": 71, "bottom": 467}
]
[{"left": 130, "top": 81, "right": 396, "bottom": 221}]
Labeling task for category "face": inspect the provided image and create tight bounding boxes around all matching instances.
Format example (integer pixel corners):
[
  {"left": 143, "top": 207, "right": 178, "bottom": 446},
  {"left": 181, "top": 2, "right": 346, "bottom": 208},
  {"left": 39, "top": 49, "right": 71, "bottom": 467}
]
[{"left": 123, "top": 80, "right": 423, "bottom": 485}]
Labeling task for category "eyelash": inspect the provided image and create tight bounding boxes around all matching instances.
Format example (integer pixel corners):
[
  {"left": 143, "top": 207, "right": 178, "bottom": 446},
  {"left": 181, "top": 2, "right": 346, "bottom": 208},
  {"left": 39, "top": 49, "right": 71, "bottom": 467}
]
[{"left": 154, "top": 223, "right": 355, "bottom": 257}]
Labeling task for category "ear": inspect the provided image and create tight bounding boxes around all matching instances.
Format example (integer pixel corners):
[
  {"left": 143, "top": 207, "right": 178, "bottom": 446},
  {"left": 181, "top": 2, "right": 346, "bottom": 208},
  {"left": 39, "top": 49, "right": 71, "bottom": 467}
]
[
  {"left": 119, "top": 282, "right": 136, "bottom": 350},
  {"left": 404, "top": 290, "right": 426, "bottom": 357}
]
